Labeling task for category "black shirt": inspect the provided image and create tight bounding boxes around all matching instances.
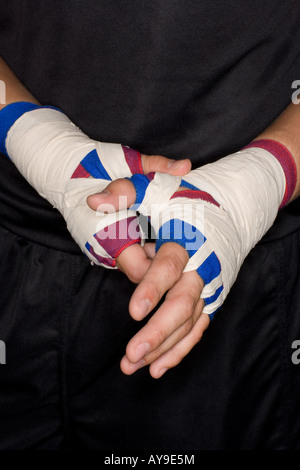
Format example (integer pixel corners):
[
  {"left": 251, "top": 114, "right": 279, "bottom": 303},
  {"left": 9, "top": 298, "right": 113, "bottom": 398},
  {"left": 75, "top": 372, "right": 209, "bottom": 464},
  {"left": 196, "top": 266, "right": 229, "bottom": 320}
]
[{"left": 0, "top": 0, "right": 299, "bottom": 250}]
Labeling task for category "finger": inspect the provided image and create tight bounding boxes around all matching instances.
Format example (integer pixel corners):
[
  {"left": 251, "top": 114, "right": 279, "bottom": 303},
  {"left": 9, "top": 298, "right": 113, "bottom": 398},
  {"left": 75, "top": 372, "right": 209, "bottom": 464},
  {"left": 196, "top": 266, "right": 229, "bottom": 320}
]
[
  {"left": 141, "top": 154, "right": 191, "bottom": 176},
  {"left": 139, "top": 296, "right": 204, "bottom": 367},
  {"left": 87, "top": 155, "right": 191, "bottom": 212},
  {"left": 128, "top": 242, "right": 189, "bottom": 321},
  {"left": 120, "top": 313, "right": 200, "bottom": 376},
  {"left": 87, "top": 178, "right": 136, "bottom": 212},
  {"left": 124, "top": 271, "right": 203, "bottom": 364},
  {"left": 121, "top": 286, "right": 204, "bottom": 375},
  {"left": 148, "top": 310, "right": 210, "bottom": 379},
  {"left": 143, "top": 242, "right": 156, "bottom": 259},
  {"left": 87, "top": 179, "right": 192, "bottom": 212},
  {"left": 116, "top": 243, "right": 151, "bottom": 284},
  {"left": 120, "top": 301, "right": 208, "bottom": 376}
]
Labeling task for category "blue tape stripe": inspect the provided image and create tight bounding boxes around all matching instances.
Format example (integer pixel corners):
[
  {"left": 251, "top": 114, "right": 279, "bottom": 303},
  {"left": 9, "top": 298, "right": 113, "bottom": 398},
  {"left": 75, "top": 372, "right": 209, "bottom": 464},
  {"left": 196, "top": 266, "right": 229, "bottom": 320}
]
[
  {"left": 203, "top": 284, "right": 223, "bottom": 306},
  {"left": 129, "top": 173, "right": 151, "bottom": 209},
  {"left": 181, "top": 179, "right": 200, "bottom": 191},
  {"left": 0, "top": 102, "right": 42, "bottom": 157},
  {"left": 156, "top": 219, "right": 206, "bottom": 257},
  {"left": 0, "top": 102, "right": 63, "bottom": 158},
  {"left": 196, "top": 251, "right": 221, "bottom": 285},
  {"left": 155, "top": 218, "right": 223, "bottom": 322},
  {"left": 81, "top": 149, "right": 111, "bottom": 180}
]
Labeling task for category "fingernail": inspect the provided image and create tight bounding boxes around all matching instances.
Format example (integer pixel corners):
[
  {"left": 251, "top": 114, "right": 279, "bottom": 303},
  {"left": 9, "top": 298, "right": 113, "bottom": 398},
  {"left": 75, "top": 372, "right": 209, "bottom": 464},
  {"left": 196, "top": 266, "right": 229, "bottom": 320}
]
[
  {"left": 139, "top": 298, "right": 151, "bottom": 319},
  {"left": 135, "top": 342, "right": 150, "bottom": 362},
  {"left": 167, "top": 159, "right": 183, "bottom": 169},
  {"left": 158, "top": 368, "right": 168, "bottom": 378}
]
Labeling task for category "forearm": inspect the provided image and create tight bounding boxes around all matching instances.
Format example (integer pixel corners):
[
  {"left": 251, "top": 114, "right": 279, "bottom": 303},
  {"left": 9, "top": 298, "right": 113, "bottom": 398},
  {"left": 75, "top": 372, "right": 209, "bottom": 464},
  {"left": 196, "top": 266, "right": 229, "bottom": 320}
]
[
  {"left": 255, "top": 101, "right": 300, "bottom": 200},
  {"left": 0, "top": 56, "right": 39, "bottom": 110},
  {"left": 1, "top": 53, "right": 299, "bottom": 202}
]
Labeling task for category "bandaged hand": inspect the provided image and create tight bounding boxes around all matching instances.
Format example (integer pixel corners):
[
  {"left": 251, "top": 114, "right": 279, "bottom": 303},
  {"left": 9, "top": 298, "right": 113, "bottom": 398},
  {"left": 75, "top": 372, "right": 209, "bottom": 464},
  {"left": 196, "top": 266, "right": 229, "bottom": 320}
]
[
  {"left": 91, "top": 139, "right": 297, "bottom": 319},
  {"left": 0, "top": 102, "right": 190, "bottom": 268}
]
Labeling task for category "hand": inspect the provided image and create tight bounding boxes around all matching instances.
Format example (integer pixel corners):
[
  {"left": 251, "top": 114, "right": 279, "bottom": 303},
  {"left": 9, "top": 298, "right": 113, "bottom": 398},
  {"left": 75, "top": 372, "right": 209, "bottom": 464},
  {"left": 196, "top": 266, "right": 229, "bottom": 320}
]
[
  {"left": 120, "top": 242, "right": 210, "bottom": 378},
  {"left": 87, "top": 156, "right": 191, "bottom": 281},
  {"left": 88, "top": 137, "right": 295, "bottom": 376},
  {"left": 0, "top": 102, "right": 191, "bottom": 269},
  {"left": 88, "top": 179, "right": 211, "bottom": 378},
  {"left": 93, "top": 138, "right": 294, "bottom": 315}
]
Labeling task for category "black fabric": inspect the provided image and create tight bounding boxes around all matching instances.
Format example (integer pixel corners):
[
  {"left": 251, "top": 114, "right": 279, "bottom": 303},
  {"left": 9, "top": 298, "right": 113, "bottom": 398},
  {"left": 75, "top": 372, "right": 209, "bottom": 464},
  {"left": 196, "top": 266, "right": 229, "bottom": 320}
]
[
  {"left": 0, "top": 0, "right": 300, "bottom": 246},
  {"left": 0, "top": 224, "right": 300, "bottom": 450},
  {"left": 0, "top": 0, "right": 300, "bottom": 450}
]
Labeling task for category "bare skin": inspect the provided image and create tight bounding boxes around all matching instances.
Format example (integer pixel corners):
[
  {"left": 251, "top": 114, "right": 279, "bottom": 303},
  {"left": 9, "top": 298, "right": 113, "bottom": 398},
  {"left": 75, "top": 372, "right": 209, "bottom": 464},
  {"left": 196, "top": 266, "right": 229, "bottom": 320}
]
[
  {"left": 1, "top": 56, "right": 300, "bottom": 379},
  {"left": 88, "top": 101, "right": 300, "bottom": 379},
  {"left": 0, "top": 56, "right": 193, "bottom": 380},
  {"left": 0, "top": 56, "right": 191, "bottom": 176}
]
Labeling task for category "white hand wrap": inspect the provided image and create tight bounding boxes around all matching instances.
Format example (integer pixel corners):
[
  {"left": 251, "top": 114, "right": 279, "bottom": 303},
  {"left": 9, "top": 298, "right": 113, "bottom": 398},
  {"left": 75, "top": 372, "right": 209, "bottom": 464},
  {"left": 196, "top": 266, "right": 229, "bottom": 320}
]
[
  {"left": 0, "top": 102, "right": 144, "bottom": 268},
  {"left": 128, "top": 140, "right": 297, "bottom": 318}
]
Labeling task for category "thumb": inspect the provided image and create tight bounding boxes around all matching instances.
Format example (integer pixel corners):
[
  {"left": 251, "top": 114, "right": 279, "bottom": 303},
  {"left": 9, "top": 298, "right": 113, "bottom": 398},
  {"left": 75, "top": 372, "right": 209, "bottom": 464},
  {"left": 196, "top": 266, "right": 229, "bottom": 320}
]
[
  {"left": 117, "top": 243, "right": 151, "bottom": 284},
  {"left": 87, "top": 178, "right": 136, "bottom": 212},
  {"left": 141, "top": 154, "right": 191, "bottom": 176}
]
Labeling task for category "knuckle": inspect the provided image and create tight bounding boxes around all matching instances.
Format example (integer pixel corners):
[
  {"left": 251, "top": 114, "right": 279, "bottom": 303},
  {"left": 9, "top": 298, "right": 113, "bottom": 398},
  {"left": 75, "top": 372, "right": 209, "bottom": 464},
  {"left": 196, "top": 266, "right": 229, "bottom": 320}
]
[
  {"left": 152, "top": 326, "right": 167, "bottom": 345},
  {"left": 182, "top": 292, "right": 197, "bottom": 312},
  {"left": 175, "top": 293, "right": 198, "bottom": 317},
  {"left": 160, "top": 254, "right": 183, "bottom": 280}
]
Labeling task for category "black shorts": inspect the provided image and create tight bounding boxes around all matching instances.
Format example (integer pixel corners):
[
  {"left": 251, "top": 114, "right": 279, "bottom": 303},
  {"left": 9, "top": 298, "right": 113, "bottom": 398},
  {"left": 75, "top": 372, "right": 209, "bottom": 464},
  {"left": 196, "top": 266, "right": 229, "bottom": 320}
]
[{"left": 0, "top": 220, "right": 300, "bottom": 450}]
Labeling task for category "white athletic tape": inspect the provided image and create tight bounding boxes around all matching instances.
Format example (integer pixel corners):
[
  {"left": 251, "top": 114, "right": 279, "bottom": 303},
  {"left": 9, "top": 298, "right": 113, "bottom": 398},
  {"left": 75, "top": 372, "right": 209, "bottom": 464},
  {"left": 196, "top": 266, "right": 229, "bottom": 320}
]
[
  {"left": 5, "top": 107, "right": 143, "bottom": 267},
  {"left": 130, "top": 147, "right": 286, "bottom": 316}
]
